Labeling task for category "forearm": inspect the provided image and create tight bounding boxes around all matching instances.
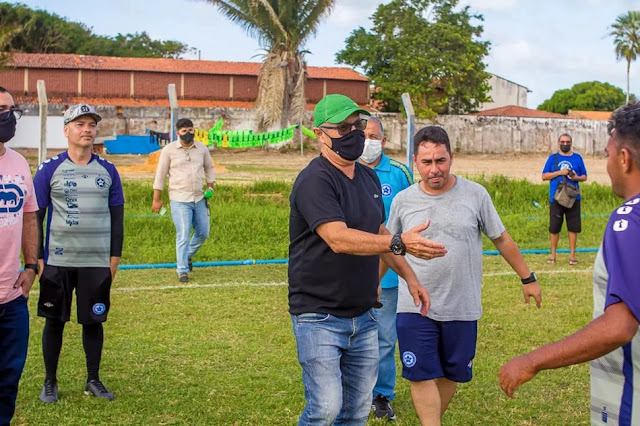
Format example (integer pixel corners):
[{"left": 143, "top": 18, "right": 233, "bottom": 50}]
[
  {"left": 493, "top": 232, "right": 531, "bottom": 279},
  {"left": 324, "top": 227, "right": 393, "bottom": 255},
  {"left": 380, "top": 252, "right": 419, "bottom": 286},
  {"left": 22, "top": 212, "right": 37, "bottom": 264},
  {"left": 542, "top": 171, "right": 562, "bottom": 181},
  {"left": 36, "top": 207, "right": 46, "bottom": 259},
  {"left": 525, "top": 304, "right": 637, "bottom": 372},
  {"left": 110, "top": 204, "right": 124, "bottom": 257},
  {"left": 110, "top": 256, "right": 120, "bottom": 279},
  {"left": 152, "top": 188, "right": 163, "bottom": 202}
]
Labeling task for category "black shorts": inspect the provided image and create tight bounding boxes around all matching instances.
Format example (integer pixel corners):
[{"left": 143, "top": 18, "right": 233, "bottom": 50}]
[
  {"left": 549, "top": 199, "right": 581, "bottom": 234},
  {"left": 37, "top": 265, "right": 112, "bottom": 325}
]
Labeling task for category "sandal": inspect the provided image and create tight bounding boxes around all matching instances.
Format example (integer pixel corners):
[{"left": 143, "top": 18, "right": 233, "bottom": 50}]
[
  {"left": 569, "top": 259, "right": 578, "bottom": 265},
  {"left": 546, "top": 258, "right": 556, "bottom": 264}
]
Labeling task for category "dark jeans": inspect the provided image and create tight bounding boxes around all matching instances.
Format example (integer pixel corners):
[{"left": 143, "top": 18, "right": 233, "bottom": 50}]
[{"left": 0, "top": 295, "right": 29, "bottom": 426}]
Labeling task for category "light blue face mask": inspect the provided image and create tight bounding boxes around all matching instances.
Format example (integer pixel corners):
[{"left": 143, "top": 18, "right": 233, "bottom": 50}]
[{"left": 360, "top": 139, "right": 383, "bottom": 163}]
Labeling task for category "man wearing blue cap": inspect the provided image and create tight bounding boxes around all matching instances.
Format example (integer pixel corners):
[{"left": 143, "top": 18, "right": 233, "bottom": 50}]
[
  {"left": 34, "top": 103, "right": 124, "bottom": 403},
  {"left": 288, "top": 94, "right": 447, "bottom": 425}
]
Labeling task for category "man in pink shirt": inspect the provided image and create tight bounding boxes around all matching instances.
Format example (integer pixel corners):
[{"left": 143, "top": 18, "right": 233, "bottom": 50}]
[{"left": 0, "top": 86, "right": 38, "bottom": 425}]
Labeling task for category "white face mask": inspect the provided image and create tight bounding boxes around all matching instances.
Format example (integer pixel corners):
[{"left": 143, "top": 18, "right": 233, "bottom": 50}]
[{"left": 360, "top": 139, "right": 383, "bottom": 163}]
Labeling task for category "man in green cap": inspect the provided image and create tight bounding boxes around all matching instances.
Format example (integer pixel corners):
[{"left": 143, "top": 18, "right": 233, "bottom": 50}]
[{"left": 288, "top": 94, "right": 448, "bottom": 425}]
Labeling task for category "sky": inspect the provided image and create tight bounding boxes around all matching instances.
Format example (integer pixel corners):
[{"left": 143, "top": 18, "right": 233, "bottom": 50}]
[{"left": 6, "top": 0, "right": 640, "bottom": 108}]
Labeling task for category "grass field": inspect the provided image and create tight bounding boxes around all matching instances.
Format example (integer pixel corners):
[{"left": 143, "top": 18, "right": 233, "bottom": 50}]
[{"left": 11, "top": 172, "right": 620, "bottom": 425}]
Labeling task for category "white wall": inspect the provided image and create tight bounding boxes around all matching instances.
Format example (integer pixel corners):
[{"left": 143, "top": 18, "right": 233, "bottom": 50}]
[
  {"left": 12, "top": 116, "right": 68, "bottom": 149},
  {"left": 479, "top": 75, "right": 529, "bottom": 111}
]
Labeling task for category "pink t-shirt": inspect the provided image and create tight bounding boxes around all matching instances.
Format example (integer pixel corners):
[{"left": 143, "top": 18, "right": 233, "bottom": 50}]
[{"left": 0, "top": 147, "right": 38, "bottom": 304}]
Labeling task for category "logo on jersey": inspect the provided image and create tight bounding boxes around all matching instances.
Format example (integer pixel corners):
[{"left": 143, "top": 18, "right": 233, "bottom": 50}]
[
  {"left": 381, "top": 183, "right": 393, "bottom": 197},
  {"left": 54, "top": 247, "right": 64, "bottom": 255},
  {"left": 626, "top": 198, "right": 640, "bottom": 206},
  {"left": 613, "top": 219, "right": 629, "bottom": 232},
  {"left": 558, "top": 160, "right": 573, "bottom": 171},
  {"left": 92, "top": 303, "right": 106, "bottom": 315},
  {"left": 43, "top": 302, "right": 54, "bottom": 308},
  {"left": 0, "top": 183, "right": 25, "bottom": 213},
  {"left": 617, "top": 206, "right": 633, "bottom": 215},
  {"left": 95, "top": 177, "right": 107, "bottom": 188},
  {"left": 402, "top": 351, "right": 417, "bottom": 367}
]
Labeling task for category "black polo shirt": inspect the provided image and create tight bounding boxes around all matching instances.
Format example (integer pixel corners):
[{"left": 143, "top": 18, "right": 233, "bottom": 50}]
[{"left": 288, "top": 155, "right": 385, "bottom": 317}]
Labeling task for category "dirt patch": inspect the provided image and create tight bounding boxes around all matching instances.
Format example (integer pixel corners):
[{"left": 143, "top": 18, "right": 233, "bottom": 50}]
[{"left": 17, "top": 148, "right": 611, "bottom": 185}]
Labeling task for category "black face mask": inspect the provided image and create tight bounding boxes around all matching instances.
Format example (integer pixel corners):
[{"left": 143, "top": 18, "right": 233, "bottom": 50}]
[
  {"left": 0, "top": 111, "right": 17, "bottom": 143},
  {"left": 560, "top": 144, "right": 571, "bottom": 153},
  {"left": 179, "top": 132, "right": 195, "bottom": 143},
  {"left": 325, "top": 129, "right": 365, "bottom": 161}
]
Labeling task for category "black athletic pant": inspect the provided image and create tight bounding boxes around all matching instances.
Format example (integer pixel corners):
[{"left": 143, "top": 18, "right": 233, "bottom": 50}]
[{"left": 42, "top": 319, "right": 103, "bottom": 382}]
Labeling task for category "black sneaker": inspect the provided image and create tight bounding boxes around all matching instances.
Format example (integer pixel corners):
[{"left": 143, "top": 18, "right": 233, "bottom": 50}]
[
  {"left": 39, "top": 379, "right": 58, "bottom": 403},
  {"left": 85, "top": 379, "right": 114, "bottom": 400},
  {"left": 179, "top": 273, "right": 189, "bottom": 283},
  {"left": 188, "top": 258, "right": 193, "bottom": 272},
  {"left": 372, "top": 394, "right": 396, "bottom": 420}
]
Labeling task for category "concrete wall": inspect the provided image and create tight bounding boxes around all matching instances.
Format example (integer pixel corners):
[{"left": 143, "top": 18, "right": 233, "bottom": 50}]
[
  {"left": 374, "top": 114, "right": 609, "bottom": 155},
  {"left": 479, "top": 74, "right": 529, "bottom": 111},
  {"left": 10, "top": 104, "right": 609, "bottom": 155}
]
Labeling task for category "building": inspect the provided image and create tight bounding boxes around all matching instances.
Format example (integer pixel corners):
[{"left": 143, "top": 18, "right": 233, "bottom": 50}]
[
  {"left": 473, "top": 105, "right": 566, "bottom": 119},
  {"left": 1, "top": 53, "right": 369, "bottom": 108},
  {"left": 567, "top": 110, "right": 612, "bottom": 121},
  {"left": 479, "top": 74, "right": 530, "bottom": 111}
]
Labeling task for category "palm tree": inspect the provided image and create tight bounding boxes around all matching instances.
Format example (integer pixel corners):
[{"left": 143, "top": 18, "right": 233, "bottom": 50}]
[
  {"left": 610, "top": 11, "right": 640, "bottom": 104},
  {"left": 207, "top": 0, "right": 335, "bottom": 131}
]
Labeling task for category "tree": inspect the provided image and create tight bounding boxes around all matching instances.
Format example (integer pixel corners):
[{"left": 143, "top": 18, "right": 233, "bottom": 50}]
[
  {"left": 0, "top": 3, "right": 193, "bottom": 58},
  {"left": 609, "top": 11, "right": 640, "bottom": 104},
  {"left": 206, "top": 0, "right": 335, "bottom": 131},
  {"left": 538, "top": 81, "right": 628, "bottom": 114},
  {"left": 336, "top": 0, "right": 491, "bottom": 118}
]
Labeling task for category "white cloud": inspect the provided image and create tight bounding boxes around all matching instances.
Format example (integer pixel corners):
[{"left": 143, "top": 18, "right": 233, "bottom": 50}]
[{"left": 464, "top": 0, "right": 518, "bottom": 11}]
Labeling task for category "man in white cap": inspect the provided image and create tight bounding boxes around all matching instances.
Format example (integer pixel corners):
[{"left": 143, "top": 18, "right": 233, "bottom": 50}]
[{"left": 34, "top": 103, "right": 125, "bottom": 402}]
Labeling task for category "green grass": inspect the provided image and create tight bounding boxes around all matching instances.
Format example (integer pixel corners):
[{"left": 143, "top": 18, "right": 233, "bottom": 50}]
[
  {"left": 119, "top": 176, "right": 620, "bottom": 265},
  {"left": 15, "top": 257, "right": 593, "bottom": 425},
  {"left": 13, "top": 175, "right": 619, "bottom": 424}
]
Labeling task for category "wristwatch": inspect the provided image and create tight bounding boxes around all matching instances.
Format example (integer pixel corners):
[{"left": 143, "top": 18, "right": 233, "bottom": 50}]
[
  {"left": 390, "top": 233, "right": 406, "bottom": 256},
  {"left": 521, "top": 272, "right": 537, "bottom": 285},
  {"left": 24, "top": 263, "right": 39, "bottom": 274}
]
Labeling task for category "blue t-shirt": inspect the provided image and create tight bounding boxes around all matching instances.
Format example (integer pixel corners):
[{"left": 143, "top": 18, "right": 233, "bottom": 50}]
[
  {"left": 373, "top": 154, "right": 413, "bottom": 289},
  {"left": 590, "top": 193, "right": 640, "bottom": 425},
  {"left": 288, "top": 155, "right": 385, "bottom": 317},
  {"left": 542, "top": 152, "right": 587, "bottom": 203},
  {"left": 33, "top": 152, "right": 125, "bottom": 267}
]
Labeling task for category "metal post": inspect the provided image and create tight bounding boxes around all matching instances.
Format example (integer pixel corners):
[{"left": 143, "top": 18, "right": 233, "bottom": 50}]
[
  {"left": 300, "top": 123, "right": 303, "bottom": 156},
  {"left": 168, "top": 84, "right": 178, "bottom": 141},
  {"left": 401, "top": 93, "right": 415, "bottom": 179},
  {"left": 37, "top": 80, "right": 48, "bottom": 164}
]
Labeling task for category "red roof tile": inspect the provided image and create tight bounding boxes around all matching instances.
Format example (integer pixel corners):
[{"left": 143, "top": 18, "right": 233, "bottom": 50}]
[
  {"left": 8, "top": 53, "right": 368, "bottom": 81},
  {"left": 14, "top": 95, "right": 374, "bottom": 112},
  {"left": 567, "top": 110, "right": 612, "bottom": 120},
  {"left": 473, "top": 105, "right": 566, "bottom": 119}
]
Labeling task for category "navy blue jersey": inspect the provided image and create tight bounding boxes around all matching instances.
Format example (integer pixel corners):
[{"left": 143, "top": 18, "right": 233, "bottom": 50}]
[{"left": 33, "top": 152, "right": 124, "bottom": 267}]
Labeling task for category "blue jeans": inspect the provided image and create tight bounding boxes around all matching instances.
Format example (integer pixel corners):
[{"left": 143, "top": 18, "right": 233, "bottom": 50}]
[
  {"left": 291, "top": 310, "right": 379, "bottom": 426},
  {"left": 0, "top": 295, "right": 29, "bottom": 426},
  {"left": 373, "top": 287, "right": 398, "bottom": 401},
  {"left": 170, "top": 199, "right": 210, "bottom": 275}
]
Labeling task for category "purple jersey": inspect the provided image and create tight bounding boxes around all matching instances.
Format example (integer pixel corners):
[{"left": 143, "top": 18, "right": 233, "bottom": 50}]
[{"left": 590, "top": 193, "right": 640, "bottom": 425}]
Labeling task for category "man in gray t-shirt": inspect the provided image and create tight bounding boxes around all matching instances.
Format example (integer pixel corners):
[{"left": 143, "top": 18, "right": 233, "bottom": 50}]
[{"left": 386, "top": 126, "right": 542, "bottom": 425}]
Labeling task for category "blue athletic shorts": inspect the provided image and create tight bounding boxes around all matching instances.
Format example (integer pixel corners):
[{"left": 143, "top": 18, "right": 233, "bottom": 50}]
[{"left": 396, "top": 313, "right": 477, "bottom": 383}]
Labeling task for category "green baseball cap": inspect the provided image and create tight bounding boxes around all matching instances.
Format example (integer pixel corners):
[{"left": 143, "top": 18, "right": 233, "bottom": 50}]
[{"left": 313, "top": 94, "right": 370, "bottom": 127}]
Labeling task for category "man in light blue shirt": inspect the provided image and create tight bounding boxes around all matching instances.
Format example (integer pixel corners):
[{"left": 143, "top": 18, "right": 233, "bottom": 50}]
[{"left": 359, "top": 116, "right": 413, "bottom": 420}]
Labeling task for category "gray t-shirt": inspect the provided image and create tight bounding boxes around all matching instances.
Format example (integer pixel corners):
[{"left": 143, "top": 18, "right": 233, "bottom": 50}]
[{"left": 387, "top": 177, "right": 505, "bottom": 320}]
